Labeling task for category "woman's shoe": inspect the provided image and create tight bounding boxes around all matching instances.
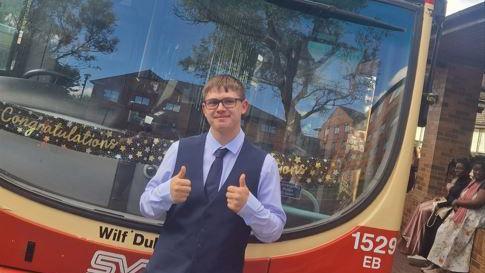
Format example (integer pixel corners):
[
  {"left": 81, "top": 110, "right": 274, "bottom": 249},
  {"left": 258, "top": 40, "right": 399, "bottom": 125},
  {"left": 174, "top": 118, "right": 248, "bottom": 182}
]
[
  {"left": 407, "top": 254, "right": 429, "bottom": 267},
  {"left": 421, "top": 268, "right": 445, "bottom": 273},
  {"left": 421, "top": 264, "right": 437, "bottom": 271}
]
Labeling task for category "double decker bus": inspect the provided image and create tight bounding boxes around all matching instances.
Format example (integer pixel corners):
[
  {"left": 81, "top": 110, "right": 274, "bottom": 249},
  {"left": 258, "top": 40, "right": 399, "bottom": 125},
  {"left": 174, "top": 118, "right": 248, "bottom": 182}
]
[{"left": 0, "top": 0, "right": 440, "bottom": 272}]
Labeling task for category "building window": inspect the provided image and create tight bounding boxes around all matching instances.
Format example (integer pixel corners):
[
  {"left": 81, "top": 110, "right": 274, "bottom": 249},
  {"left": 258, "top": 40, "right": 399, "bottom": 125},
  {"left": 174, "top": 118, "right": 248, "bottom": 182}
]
[
  {"left": 132, "top": 96, "right": 150, "bottom": 106},
  {"left": 415, "top": 126, "right": 425, "bottom": 147},
  {"left": 163, "top": 102, "right": 181, "bottom": 112},
  {"left": 323, "top": 127, "right": 330, "bottom": 141},
  {"left": 334, "top": 126, "right": 340, "bottom": 134},
  {"left": 128, "top": 111, "right": 143, "bottom": 124},
  {"left": 344, "top": 123, "right": 350, "bottom": 133},
  {"left": 471, "top": 129, "right": 485, "bottom": 154},
  {"left": 103, "top": 89, "right": 119, "bottom": 102},
  {"left": 261, "top": 123, "right": 277, "bottom": 134}
]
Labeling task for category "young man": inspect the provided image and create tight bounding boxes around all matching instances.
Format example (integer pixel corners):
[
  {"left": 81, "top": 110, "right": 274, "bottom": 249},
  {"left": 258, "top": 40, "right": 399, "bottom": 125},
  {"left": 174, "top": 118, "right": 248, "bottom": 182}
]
[{"left": 140, "top": 75, "right": 286, "bottom": 273}]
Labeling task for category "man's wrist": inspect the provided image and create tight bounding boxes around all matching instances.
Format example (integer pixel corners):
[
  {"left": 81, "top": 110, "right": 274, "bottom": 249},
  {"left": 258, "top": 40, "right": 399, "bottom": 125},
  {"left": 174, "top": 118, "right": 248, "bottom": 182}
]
[
  {"left": 237, "top": 193, "right": 260, "bottom": 221},
  {"left": 156, "top": 180, "right": 174, "bottom": 204}
]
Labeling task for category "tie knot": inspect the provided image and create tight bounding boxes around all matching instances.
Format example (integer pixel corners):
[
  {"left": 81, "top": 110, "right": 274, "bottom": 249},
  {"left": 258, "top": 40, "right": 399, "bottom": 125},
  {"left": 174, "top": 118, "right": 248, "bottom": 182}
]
[{"left": 214, "top": 148, "right": 229, "bottom": 158}]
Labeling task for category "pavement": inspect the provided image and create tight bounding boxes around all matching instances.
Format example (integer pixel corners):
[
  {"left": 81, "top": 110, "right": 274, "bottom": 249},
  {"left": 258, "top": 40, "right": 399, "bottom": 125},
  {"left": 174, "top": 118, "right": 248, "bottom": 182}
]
[{"left": 392, "top": 251, "right": 424, "bottom": 273}]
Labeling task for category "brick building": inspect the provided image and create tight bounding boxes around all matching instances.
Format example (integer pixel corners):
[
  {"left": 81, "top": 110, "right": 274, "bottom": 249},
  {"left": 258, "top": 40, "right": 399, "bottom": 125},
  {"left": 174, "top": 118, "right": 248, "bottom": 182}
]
[
  {"left": 318, "top": 106, "right": 367, "bottom": 201},
  {"left": 90, "top": 70, "right": 297, "bottom": 152},
  {"left": 90, "top": 70, "right": 205, "bottom": 138},
  {"left": 319, "top": 106, "right": 366, "bottom": 160},
  {"left": 401, "top": 3, "right": 485, "bottom": 272}
]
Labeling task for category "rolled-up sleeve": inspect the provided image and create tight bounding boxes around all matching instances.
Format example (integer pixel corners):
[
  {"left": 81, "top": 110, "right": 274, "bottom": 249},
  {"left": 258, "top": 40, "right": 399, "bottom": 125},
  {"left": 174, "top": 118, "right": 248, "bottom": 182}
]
[
  {"left": 139, "top": 141, "right": 178, "bottom": 219},
  {"left": 237, "top": 154, "right": 286, "bottom": 242}
]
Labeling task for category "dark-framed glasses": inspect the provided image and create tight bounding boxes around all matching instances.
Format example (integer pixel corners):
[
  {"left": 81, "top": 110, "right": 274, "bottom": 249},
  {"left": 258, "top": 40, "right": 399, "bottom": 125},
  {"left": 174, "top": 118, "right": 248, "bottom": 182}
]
[{"left": 203, "top": 98, "right": 243, "bottom": 109}]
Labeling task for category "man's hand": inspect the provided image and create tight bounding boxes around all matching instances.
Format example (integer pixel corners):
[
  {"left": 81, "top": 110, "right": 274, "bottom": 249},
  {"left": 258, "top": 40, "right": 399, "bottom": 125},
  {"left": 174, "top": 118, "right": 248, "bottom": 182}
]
[
  {"left": 170, "top": 166, "right": 191, "bottom": 204},
  {"left": 226, "top": 174, "right": 250, "bottom": 213}
]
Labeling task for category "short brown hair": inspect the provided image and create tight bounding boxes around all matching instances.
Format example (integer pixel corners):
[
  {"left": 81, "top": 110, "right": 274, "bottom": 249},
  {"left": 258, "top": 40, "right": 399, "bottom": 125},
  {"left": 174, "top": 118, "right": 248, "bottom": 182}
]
[{"left": 202, "top": 74, "right": 245, "bottom": 99}]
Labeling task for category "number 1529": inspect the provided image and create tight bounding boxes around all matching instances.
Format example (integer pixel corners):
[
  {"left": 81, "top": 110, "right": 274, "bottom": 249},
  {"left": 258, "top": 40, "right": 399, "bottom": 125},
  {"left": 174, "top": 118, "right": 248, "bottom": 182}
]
[{"left": 351, "top": 232, "right": 397, "bottom": 255}]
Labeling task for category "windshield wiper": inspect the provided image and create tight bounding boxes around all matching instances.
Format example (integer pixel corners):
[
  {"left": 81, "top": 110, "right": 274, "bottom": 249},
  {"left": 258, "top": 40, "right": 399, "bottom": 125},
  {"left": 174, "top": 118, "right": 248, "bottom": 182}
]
[{"left": 265, "top": 0, "right": 405, "bottom": 32}]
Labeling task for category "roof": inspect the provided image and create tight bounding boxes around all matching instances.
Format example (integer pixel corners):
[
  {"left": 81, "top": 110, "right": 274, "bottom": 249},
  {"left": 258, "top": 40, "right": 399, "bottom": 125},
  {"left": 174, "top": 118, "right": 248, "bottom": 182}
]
[
  {"left": 437, "top": 2, "right": 485, "bottom": 69},
  {"left": 339, "top": 106, "right": 367, "bottom": 123},
  {"left": 90, "top": 70, "right": 164, "bottom": 83},
  {"left": 246, "top": 105, "right": 286, "bottom": 125}
]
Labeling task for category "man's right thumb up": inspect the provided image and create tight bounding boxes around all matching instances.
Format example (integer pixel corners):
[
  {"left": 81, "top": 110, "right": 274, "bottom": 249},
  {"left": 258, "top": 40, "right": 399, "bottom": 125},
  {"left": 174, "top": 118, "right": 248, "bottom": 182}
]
[{"left": 177, "top": 166, "right": 186, "bottom": 178}]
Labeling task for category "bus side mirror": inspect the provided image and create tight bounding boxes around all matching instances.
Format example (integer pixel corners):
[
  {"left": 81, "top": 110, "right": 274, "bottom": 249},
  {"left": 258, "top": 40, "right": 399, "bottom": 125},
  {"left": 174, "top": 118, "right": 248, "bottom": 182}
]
[
  {"left": 418, "top": 93, "right": 438, "bottom": 127},
  {"left": 426, "top": 93, "right": 439, "bottom": 105}
]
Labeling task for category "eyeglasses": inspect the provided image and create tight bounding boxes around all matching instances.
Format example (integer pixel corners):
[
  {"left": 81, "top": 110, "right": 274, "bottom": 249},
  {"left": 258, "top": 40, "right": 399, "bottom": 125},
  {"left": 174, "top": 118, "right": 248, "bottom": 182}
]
[{"left": 203, "top": 98, "right": 243, "bottom": 110}]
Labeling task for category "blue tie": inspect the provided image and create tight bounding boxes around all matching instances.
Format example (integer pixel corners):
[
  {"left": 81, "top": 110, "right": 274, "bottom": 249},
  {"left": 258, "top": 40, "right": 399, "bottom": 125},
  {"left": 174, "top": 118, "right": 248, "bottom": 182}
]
[{"left": 205, "top": 148, "right": 229, "bottom": 201}]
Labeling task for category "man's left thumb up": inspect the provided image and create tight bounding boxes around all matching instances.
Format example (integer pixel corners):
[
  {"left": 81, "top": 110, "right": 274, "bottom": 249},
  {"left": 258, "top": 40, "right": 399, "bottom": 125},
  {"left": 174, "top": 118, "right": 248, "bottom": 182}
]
[{"left": 239, "top": 173, "right": 247, "bottom": 188}]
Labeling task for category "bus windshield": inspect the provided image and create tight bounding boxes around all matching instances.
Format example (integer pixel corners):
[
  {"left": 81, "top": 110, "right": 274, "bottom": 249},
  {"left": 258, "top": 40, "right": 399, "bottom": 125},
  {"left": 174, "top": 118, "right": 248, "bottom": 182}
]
[{"left": 0, "top": 0, "right": 418, "bottom": 233}]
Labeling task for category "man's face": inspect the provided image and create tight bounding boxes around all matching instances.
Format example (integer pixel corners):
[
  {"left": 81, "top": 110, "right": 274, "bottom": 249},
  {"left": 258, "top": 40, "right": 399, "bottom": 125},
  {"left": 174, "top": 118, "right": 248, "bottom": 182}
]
[{"left": 202, "top": 87, "right": 248, "bottom": 135}]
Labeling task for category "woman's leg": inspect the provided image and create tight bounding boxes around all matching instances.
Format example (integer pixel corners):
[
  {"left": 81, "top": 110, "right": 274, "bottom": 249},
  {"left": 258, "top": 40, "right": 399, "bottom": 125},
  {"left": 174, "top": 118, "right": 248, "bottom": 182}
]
[
  {"left": 399, "top": 200, "right": 435, "bottom": 255},
  {"left": 419, "top": 216, "right": 444, "bottom": 257}
]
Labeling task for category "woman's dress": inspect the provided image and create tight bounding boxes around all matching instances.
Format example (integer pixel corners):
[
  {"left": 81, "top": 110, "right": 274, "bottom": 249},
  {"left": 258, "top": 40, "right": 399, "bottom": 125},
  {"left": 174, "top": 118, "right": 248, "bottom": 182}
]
[
  {"left": 427, "top": 182, "right": 485, "bottom": 272},
  {"left": 398, "top": 200, "right": 434, "bottom": 255}
]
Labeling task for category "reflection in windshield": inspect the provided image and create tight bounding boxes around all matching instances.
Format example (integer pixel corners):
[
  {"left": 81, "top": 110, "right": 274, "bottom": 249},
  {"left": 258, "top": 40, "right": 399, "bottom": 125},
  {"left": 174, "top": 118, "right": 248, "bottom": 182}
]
[
  {"left": 265, "top": 0, "right": 405, "bottom": 31},
  {"left": 0, "top": 0, "right": 415, "bottom": 229}
]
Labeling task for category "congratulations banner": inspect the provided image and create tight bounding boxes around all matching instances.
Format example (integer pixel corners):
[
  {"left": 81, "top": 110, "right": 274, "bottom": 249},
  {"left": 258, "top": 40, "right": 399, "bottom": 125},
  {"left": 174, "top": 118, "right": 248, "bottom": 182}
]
[
  {"left": 0, "top": 101, "right": 334, "bottom": 186},
  {"left": 0, "top": 101, "right": 172, "bottom": 165}
]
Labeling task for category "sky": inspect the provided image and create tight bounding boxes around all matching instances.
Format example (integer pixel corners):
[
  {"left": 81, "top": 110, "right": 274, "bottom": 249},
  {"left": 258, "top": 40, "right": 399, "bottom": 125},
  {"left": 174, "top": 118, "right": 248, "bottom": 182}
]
[{"left": 446, "top": 0, "right": 483, "bottom": 15}]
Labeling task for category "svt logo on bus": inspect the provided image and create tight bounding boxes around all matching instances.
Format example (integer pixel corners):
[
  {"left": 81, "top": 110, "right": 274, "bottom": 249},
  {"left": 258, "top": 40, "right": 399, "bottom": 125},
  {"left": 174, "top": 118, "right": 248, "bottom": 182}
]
[{"left": 87, "top": 250, "right": 148, "bottom": 273}]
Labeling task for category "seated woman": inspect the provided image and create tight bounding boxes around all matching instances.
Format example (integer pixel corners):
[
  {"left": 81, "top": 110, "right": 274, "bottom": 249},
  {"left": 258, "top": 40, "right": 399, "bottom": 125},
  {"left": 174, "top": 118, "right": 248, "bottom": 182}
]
[
  {"left": 398, "top": 158, "right": 471, "bottom": 258},
  {"left": 423, "top": 160, "right": 485, "bottom": 273},
  {"left": 419, "top": 158, "right": 472, "bottom": 258}
]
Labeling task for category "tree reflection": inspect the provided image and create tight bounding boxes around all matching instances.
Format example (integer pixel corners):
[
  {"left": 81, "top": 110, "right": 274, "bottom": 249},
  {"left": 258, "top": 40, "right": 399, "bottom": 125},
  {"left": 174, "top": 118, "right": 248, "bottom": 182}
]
[
  {"left": 12, "top": 0, "right": 118, "bottom": 88},
  {"left": 175, "top": 0, "right": 385, "bottom": 153}
]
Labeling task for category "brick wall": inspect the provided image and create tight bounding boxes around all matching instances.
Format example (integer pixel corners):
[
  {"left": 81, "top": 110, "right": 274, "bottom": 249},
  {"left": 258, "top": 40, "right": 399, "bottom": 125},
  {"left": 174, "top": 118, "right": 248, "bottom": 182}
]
[
  {"left": 471, "top": 229, "right": 485, "bottom": 273},
  {"left": 401, "top": 64, "right": 484, "bottom": 269}
]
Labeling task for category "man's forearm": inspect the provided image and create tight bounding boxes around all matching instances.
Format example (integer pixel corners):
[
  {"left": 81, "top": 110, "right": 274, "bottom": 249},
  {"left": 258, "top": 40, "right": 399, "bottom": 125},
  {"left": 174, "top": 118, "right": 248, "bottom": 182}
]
[
  {"left": 238, "top": 194, "right": 285, "bottom": 243},
  {"left": 140, "top": 180, "right": 173, "bottom": 218}
]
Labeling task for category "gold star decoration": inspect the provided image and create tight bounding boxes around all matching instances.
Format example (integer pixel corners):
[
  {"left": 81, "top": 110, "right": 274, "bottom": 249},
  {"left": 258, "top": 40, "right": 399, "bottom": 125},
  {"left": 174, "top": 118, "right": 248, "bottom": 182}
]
[
  {"left": 136, "top": 151, "right": 142, "bottom": 157},
  {"left": 106, "top": 131, "right": 112, "bottom": 137},
  {"left": 43, "top": 136, "right": 50, "bottom": 142},
  {"left": 120, "top": 145, "right": 126, "bottom": 152},
  {"left": 295, "top": 156, "right": 301, "bottom": 164},
  {"left": 315, "top": 162, "right": 321, "bottom": 169}
]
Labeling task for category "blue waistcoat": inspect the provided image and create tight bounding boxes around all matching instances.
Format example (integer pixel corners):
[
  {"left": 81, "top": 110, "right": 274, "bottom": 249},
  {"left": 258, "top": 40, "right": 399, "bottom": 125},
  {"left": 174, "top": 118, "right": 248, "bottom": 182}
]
[{"left": 146, "top": 133, "right": 267, "bottom": 273}]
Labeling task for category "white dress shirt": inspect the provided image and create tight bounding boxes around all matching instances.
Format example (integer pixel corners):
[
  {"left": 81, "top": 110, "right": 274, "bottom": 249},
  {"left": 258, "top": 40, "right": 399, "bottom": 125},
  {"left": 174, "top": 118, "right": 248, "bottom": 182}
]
[{"left": 140, "top": 129, "right": 286, "bottom": 242}]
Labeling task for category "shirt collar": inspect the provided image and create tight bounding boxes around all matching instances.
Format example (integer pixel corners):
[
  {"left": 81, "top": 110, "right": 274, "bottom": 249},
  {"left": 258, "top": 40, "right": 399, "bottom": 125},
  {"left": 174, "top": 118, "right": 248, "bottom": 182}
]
[{"left": 206, "top": 129, "right": 245, "bottom": 156}]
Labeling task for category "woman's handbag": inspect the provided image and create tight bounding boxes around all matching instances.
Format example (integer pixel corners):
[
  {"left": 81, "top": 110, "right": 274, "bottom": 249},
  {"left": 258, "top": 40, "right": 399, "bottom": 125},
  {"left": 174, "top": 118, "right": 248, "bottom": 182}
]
[{"left": 426, "top": 198, "right": 452, "bottom": 227}]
